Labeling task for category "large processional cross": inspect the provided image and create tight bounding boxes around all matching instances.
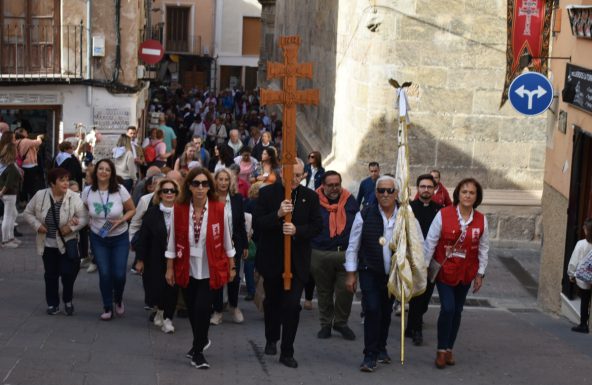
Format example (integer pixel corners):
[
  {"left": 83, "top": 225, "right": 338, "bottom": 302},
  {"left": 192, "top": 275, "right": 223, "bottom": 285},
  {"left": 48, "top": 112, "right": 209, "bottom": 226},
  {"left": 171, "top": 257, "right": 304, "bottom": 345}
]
[{"left": 260, "top": 36, "right": 320, "bottom": 290}]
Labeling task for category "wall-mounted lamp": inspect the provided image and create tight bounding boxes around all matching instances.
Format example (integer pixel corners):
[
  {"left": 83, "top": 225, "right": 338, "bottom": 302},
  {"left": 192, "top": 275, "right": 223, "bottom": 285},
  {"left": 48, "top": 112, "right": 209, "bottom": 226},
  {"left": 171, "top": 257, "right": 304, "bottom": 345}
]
[{"left": 519, "top": 53, "right": 571, "bottom": 69}]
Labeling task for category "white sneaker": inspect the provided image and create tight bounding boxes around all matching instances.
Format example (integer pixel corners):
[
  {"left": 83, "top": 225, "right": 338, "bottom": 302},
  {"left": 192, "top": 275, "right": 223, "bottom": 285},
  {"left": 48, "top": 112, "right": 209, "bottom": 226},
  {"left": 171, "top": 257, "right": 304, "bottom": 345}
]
[
  {"left": 2, "top": 240, "right": 19, "bottom": 248},
  {"left": 80, "top": 256, "right": 91, "bottom": 268},
  {"left": 87, "top": 263, "right": 97, "bottom": 273},
  {"left": 11, "top": 238, "right": 22, "bottom": 245},
  {"left": 161, "top": 318, "right": 175, "bottom": 333},
  {"left": 153, "top": 310, "right": 164, "bottom": 327},
  {"left": 209, "top": 311, "right": 223, "bottom": 325},
  {"left": 230, "top": 307, "right": 244, "bottom": 324}
]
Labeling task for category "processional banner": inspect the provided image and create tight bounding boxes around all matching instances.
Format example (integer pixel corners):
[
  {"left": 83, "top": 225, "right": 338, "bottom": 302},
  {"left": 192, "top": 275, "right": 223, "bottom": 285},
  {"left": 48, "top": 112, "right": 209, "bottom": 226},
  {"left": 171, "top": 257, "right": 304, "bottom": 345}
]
[{"left": 500, "top": 0, "right": 553, "bottom": 107}]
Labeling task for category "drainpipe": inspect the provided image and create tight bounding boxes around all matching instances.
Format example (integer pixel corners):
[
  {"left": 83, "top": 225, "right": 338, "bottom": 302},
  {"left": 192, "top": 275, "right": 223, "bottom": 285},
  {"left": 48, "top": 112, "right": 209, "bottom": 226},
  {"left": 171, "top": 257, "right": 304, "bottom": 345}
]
[{"left": 86, "top": 0, "right": 92, "bottom": 107}]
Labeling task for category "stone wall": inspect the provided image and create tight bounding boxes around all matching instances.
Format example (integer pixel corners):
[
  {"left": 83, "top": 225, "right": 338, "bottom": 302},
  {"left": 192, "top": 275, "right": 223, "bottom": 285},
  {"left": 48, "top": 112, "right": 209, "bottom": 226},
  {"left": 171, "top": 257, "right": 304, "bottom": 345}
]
[
  {"left": 538, "top": 183, "right": 568, "bottom": 313},
  {"left": 268, "top": 0, "right": 547, "bottom": 196}
]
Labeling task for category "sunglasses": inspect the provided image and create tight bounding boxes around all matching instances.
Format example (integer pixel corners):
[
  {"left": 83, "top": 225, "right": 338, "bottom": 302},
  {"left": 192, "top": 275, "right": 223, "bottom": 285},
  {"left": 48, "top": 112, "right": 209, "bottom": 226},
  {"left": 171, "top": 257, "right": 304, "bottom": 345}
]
[
  {"left": 308, "top": 154, "right": 315, "bottom": 158},
  {"left": 190, "top": 180, "right": 210, "bottom": 188},
  {"left": 377, "top": 188, "right": 396, "bottom": 194},
  {"left": 161, "top": 188, "right": 178, "bottom": 195}
]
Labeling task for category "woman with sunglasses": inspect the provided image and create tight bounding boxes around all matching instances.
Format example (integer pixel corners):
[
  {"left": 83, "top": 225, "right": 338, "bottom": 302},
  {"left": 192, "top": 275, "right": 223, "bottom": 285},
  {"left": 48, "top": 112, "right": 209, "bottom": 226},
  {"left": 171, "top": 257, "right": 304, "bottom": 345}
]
[
  {"left": 210, "top": 168, "right": 248, "bottom": 325},
  {"left": 424, "top": 177, "right": 489, "bottom": 369},
  {"left": 165, "top": 167, "right": 236, "bottom": 369},
  {"left": 304, "top": 150, "right": 324, "bottom": 190},
  {"left": 135, "top": 179, "right": 180, "bottom": 333}
]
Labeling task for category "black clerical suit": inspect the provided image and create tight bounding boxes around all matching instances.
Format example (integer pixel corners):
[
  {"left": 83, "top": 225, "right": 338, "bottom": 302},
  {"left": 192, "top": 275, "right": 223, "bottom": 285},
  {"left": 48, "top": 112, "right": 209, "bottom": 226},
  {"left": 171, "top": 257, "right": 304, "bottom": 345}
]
[{"left": 253, "top": 182, "right": 322, "bottom": 358}]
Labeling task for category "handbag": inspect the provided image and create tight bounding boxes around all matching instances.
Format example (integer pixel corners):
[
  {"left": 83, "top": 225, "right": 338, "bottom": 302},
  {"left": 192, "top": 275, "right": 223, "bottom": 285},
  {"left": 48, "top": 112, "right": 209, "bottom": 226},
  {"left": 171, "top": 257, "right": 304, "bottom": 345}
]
[
  {"left": 427, "top": 228, "right": 467, "bottom": 284},
  {"left": 575, "top": 250, "right": 592, "bottom": 284},
  {"left": 50, "top": 195, "right": 80, "bottom": 260}
]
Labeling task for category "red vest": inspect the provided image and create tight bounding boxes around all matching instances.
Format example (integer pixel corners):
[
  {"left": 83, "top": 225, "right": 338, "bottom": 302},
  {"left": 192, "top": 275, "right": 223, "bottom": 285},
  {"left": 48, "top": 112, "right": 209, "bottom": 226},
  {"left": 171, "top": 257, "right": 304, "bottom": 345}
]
[
  {"left": 173, "top": 200, "right": 229, "bottom": 289},
  {"left": 434, "top": 205, "right": 484, "bottom": 285}
]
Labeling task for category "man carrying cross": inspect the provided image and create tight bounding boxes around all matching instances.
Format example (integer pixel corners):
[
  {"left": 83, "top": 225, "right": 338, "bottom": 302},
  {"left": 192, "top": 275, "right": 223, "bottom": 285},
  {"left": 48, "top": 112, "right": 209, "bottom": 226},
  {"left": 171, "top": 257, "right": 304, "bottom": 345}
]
[{"left": 253, "top": 158, "right": 322, "bottom": 368}]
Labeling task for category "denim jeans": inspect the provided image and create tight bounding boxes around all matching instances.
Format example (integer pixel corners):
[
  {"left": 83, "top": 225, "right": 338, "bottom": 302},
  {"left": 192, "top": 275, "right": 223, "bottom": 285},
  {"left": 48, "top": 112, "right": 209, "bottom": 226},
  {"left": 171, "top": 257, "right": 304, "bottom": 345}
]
[
  {"left": 358, "top": 270, "right": 394, "bottom": 358},
  {"left": 42, "top": 247, "right": 80, "bottom": 307},
  {"left": 89, "top": 231, "right": 130, "bottom": 310},
  {"left": 436, "top": 281, "right": 471, "bottom": 350}
]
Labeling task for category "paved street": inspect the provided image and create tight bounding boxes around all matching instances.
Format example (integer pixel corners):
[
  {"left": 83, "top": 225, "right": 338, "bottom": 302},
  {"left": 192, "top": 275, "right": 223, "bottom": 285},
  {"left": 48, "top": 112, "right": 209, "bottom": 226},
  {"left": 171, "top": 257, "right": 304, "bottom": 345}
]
[{"left": 1, "top": 220, "right": 591, "bottom": 385}]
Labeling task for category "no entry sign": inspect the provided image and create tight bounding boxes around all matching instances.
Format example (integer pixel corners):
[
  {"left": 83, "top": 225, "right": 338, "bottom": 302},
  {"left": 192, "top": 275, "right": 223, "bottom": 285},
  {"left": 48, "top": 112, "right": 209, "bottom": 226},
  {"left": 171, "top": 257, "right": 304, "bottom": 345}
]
[{"left": 138, "top": 40, "right": 164, "bottom": 65}]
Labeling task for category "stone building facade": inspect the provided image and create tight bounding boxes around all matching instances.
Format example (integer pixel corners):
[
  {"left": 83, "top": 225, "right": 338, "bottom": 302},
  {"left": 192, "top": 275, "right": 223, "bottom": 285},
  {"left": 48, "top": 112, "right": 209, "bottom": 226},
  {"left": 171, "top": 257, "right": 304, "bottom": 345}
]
[{"left": 258, "top": 0, "right": 548, "bottom": 246}]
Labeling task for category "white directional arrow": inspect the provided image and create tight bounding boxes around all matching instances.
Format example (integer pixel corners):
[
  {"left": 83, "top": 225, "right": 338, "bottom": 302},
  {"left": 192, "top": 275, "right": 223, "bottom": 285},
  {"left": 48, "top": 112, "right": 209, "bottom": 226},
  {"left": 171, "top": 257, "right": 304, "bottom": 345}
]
[{"left": 514, "top": 85, "right": 548, "bottom": 110}]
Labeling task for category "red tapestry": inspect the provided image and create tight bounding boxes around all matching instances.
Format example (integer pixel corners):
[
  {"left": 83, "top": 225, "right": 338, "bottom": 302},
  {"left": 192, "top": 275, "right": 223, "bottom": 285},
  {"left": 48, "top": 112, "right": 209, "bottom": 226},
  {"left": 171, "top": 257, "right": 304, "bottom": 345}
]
[{"left": 500, "top": 0, "right": 553, "bottom": 107}]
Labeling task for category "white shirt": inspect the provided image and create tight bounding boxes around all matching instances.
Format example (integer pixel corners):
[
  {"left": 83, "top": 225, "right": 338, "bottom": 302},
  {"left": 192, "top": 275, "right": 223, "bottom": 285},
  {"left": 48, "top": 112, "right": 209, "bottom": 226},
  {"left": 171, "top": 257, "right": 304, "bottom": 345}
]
[
  {"left": 165, "top": 200, "right": 236, "bottom": 280},
  {"left": 345, "top": 206, "right": 398, "bottom": 274},
  {"left": 306, "top": 166, "right": 317, "bottom": 190},
  {"left": 567, "top": 239, "right": 592, "bottom": 290},
  {"left": 423, "top": 206, "right": 489, "bottom": 275}
]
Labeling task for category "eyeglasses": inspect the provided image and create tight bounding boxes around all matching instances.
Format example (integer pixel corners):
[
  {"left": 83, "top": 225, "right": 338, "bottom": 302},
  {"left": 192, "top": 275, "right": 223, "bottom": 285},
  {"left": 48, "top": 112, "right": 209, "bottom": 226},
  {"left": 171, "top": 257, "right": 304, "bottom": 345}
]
[
  {"left": 190, "top": 180, "right": 209, "bottom": 188},
  {"left": 308, "top": 154, "right": 315, "bottom": 159},
  {"left": 161, "top": 188, "right": 178, "bottom": 195},
  {"left": 377, "top": 188, "right": 396, "bottom": 194},
  {"left": 418, "top": 185, "right": 434, "bottom": 190},
  {"left": 293, "top": 173, "right": 304, "bottom": 179}
]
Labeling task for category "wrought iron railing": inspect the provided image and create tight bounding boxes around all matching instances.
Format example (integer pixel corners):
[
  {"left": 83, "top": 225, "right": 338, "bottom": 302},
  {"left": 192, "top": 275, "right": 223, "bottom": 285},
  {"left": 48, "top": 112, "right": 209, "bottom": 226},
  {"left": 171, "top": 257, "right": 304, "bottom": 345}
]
[{"left": 0, "top": 23, "right": 84, "bottom": 81}]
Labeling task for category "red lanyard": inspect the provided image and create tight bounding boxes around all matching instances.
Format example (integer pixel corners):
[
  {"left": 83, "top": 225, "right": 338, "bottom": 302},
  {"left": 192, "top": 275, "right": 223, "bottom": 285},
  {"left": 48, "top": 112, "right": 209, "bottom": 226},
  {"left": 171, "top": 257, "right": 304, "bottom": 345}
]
[{"left": 192, "top": 205, "right": 206, "bottom": 245}]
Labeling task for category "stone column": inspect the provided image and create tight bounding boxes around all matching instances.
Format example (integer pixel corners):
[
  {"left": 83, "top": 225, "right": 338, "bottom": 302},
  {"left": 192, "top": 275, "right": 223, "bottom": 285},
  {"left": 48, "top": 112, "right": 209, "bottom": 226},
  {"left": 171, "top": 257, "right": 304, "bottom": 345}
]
[{"left": 258, "top": 0, "right": 276, "bottom": 87}]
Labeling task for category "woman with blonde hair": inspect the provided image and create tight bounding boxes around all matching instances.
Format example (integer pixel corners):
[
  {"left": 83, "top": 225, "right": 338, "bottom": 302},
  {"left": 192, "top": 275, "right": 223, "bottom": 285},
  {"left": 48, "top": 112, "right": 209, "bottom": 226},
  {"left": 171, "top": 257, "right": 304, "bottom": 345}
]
[
  {"left": 210, "top": 168, "right": 248, "bottom": 325},
  {"left": 113, "top": 134, "right": 137, "bottom": 193},
  {"left": 135, "top": 178, "right": 181, "bottom": 333},
  {"left": 174, "top": 143, "right": 199, "bottom": 176},
  {"left": 0, "top": 132, "right": 23, "bottom": 248}
]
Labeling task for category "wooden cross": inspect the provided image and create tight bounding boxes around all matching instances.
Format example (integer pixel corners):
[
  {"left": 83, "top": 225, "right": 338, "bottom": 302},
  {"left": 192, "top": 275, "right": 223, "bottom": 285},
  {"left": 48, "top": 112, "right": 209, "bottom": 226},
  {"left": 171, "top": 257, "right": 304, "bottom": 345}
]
[{"left": 260, "top": 35, "right": 319, "bottom": 290}]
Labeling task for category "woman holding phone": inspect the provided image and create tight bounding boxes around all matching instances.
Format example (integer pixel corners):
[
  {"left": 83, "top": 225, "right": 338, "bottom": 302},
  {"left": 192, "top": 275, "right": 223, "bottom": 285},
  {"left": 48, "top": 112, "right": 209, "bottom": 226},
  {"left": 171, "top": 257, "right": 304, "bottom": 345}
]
[{"left": 82, "top": 159, "right": 136, "bottom": 320}]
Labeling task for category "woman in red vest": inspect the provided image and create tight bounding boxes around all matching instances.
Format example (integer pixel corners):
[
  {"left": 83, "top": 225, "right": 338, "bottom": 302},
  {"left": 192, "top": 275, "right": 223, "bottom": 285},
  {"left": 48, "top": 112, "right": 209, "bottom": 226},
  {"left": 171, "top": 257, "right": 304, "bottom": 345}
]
[
  {"left": 424, "top": 177, "right": 489, "bottom": 369},
  {"left": 164, "top": 167, "right": 236, "bottom": 369}
]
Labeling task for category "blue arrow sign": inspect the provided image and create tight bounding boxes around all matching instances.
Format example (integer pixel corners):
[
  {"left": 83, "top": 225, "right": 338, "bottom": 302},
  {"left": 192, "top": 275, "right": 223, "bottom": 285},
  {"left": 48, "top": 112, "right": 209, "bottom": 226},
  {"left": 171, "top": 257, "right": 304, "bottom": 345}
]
[{"left": 508, "top": 72, "right": 554, "bottom": 116}]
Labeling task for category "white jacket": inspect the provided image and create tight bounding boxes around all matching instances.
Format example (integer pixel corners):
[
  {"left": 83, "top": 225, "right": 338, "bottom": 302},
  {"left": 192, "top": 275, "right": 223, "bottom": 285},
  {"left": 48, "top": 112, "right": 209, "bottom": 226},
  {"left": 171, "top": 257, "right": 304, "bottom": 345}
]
[
  {"left": 23, "top": 188, "right": 89, "bottom": 256},
  {"left": 113, "top": 148, "right": 138, "bottom": 181},
  {"left": 567, "top": 239, "right": 592, "bottom": 290}
]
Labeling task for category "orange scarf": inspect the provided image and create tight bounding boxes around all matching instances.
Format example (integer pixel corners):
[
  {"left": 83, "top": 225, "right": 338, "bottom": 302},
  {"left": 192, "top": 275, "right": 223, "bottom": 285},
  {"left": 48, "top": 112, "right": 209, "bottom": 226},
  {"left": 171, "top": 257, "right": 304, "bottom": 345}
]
[{"left": 316, "top": 187, "right": 351, "bottom": 237}]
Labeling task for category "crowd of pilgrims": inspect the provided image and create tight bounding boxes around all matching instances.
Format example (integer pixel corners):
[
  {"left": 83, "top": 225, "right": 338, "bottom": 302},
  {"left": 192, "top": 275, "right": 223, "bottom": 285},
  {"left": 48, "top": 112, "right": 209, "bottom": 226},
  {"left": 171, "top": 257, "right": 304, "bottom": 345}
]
[{"left": 0, "top": 86, "right": 496, "bottom": 372}]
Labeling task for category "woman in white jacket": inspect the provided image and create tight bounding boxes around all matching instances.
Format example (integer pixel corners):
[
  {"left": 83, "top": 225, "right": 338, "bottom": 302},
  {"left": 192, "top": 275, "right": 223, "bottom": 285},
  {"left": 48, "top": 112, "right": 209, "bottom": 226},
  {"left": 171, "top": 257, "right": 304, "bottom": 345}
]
[
  {"left": 113, "top": 134, "right": 137, "bottom": 193},
  {"left": 567, "top": 218, "right": 592, "bottom": 334},
  {"left": 23, "top": 168, "right": 88, "bottom": 316}
]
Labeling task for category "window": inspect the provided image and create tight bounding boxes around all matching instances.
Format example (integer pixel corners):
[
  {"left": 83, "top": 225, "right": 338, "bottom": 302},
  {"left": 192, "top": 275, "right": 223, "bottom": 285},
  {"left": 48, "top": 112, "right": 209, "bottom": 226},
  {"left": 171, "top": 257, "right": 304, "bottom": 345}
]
[
  {"left": 166, "top": 6, "right": 190, "bottom": 52},
  {"left": 242, "top": 17, "right": 261, "bottom": 56},
  {"left": 0, "top": 0, "right": 60, "bottom": 73}
]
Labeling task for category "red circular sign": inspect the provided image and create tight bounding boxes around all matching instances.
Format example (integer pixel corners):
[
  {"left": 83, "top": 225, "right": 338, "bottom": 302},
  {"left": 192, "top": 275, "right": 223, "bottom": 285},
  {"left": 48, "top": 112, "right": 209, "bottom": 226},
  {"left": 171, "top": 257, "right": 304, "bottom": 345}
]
[{"left": 138, "top": 40, "right": 164, "bottom": 65}]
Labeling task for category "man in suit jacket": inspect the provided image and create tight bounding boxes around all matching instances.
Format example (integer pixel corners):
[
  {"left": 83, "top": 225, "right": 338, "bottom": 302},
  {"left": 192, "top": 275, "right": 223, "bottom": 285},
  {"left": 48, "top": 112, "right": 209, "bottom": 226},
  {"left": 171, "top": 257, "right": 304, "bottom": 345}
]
[{"left": 253, "top": 158, "right": 323, "bottom": 368}]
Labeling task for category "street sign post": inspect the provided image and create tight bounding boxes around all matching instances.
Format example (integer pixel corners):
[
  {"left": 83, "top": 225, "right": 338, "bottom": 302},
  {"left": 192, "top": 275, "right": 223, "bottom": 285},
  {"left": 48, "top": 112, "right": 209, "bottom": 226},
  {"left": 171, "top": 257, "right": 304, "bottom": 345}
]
[
  {"left": 138, "top": 40, "right": 164, "bottom": 65},
  {"left": 508, "top": 72, "right": 554, "bottom": 116}
]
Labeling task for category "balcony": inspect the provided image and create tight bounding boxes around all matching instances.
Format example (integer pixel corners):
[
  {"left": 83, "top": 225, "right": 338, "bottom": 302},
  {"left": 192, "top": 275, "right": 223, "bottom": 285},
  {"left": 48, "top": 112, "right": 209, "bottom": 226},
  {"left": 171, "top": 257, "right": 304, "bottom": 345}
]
[
  {"left": 151, "top": 25, "right": 211, "bottom": 56},
  {"left": 0, "top": 24, "right": 84, "bottom": 82}
]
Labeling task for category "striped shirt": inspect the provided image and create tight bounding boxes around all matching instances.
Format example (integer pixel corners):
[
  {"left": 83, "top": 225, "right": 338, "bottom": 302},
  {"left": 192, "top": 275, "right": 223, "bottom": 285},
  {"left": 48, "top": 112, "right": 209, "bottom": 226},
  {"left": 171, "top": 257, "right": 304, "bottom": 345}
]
[{"left": 44, "top": 199, "right": 62, "bottom": 248}]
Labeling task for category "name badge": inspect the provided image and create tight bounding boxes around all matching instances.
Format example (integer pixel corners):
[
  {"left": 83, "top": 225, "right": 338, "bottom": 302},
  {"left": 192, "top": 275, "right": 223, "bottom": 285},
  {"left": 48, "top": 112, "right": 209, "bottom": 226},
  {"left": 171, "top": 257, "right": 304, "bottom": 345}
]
[{"left": 451, "top": 248, "right": 466, "bottom": 259}]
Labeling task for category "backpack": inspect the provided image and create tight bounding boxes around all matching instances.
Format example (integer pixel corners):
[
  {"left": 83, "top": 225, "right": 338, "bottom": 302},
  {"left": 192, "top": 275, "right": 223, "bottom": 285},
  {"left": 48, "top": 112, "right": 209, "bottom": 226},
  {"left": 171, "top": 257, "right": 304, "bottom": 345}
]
[{"left": 144, "top": 143, "right": 158, "bottom": 164}]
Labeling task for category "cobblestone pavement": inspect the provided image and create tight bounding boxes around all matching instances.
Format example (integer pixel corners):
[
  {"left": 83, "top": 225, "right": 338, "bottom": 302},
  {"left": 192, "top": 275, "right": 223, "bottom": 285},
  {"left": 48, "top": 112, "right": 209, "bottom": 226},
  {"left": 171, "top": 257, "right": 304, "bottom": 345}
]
[{"left": 1, "top": 220, "right": 591, "bottom": 385}]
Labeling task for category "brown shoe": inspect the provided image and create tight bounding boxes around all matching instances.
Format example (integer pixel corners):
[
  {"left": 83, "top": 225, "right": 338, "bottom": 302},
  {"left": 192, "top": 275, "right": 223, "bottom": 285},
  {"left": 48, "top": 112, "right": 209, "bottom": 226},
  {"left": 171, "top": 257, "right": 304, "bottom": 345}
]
[
  {"left": 435, "top": 351, "right": 447, "bottom": 369},
  {"left": 445, "top": 350, "right": 455, "bottom": 366}
]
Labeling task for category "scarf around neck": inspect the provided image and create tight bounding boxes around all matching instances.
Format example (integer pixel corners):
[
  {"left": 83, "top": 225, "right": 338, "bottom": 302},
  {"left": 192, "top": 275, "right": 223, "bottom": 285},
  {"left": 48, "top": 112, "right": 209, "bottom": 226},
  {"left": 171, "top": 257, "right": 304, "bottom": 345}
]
[{"left": 316, "top": 187, "right": 351, "bottom": 237}]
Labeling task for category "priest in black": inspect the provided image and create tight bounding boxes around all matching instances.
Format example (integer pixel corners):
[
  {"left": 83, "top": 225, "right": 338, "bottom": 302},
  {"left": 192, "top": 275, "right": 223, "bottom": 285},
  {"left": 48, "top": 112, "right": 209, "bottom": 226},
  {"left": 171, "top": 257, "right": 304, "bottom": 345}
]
[{"left": 253, "top": 158, "right": 322, "bottom": 368}]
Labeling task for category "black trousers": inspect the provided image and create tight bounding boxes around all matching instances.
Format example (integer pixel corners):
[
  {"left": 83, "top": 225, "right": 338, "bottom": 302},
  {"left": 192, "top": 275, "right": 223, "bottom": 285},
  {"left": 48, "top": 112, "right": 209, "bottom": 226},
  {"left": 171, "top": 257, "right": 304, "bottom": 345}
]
[
  {"left": 407, "top": 280, "right": 436, "bottom": 332},
  {"left": 263, "top": 275, "right": 305, "bottom": 357},
  {"left": 304, "top": 273, "right": 315, "bottom": 301},
  {"left": 182, "top": 277, "right": 212, "bottom": 353},
  {"left": 22, "top": 165, "right": 44, "bottom": 201},
  {"left": 42, "top": 247, "right": 80, "bottom": 307},
  {"left": 212, "top": 256, "right": 241, "bottom": 311},
  {"left": 579, "top": 288, "right": 591, "bottom": 326}
]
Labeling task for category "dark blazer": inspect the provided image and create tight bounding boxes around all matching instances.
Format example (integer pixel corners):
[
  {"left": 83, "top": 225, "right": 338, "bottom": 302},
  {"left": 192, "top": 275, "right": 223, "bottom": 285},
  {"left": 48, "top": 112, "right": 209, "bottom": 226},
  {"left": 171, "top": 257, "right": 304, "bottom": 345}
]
[
  {"left": 229, "top": 193, "right": 248, "bottom": 256},
  {"left": 135, "top": 204, "right": 168, "bottom": 305},
  {"left": 304, "top": 164, "right": 325, "bottom": 190},
  {"left": 253, "top": 182, "right": 323, "bottom": 283}
]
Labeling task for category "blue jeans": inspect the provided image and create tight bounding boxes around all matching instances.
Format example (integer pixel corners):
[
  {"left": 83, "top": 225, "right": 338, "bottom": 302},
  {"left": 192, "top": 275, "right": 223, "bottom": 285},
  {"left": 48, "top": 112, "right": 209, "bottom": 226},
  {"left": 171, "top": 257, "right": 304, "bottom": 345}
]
[
  {"left": 359, "top": 270, "right": 394, "bottom": 358},
  {"left": 436, "top": 281, "right": 471, "bottom": 350},
  {"left": 243, "top": 259, "right": 256, "bottom": 296},
  {"left": 89, "top": 231, "right": 130, "bottom": 310}
]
